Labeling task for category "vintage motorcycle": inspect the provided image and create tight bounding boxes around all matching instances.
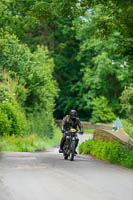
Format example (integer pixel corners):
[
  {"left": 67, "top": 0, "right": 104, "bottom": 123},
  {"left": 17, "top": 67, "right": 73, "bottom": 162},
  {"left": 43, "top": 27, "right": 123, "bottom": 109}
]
[{"left": 63, "top": 128, "right": 79, "bottom": 161}]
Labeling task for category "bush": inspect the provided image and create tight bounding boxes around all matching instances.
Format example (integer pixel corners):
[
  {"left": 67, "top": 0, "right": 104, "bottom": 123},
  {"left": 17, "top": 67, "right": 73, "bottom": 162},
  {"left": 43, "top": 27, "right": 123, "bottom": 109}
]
[
  {"left": 0, "top": 127, "right": 62, "bottom": 152},
  {"left": 0, "top": 85, "right": 12, "bottom": 103},
  {"left": 79, "top": 139, "right": 133, "bottom": 169},
  {"left": 0, "top": 102, "right": 29, "bottom": 136},
  {"left": 0, "top": 36, "right": 58, "bottom": 114},
  {"left": 0, "top": 76, "right": 29, "bottom": 136},
  {"left": 28, "top": 110, "right": 55, "bottom": 138},
  {"left": 121, "top": 119, "right": 133, "bottom": 138},
  {"left": 91, "top": 96, "right": 116, "bottom": 123},
  {"left": 1, "top": 134, "right": 45, "bottom": 152},
  {"left": 120, "top": 85, "right": 133, "bottom": 123},
  {"left": 0, "top": 109, "right": 12, "bottom": 135},
  {"left": 0, "top": 35, "right": 58, "bottom": 138}
]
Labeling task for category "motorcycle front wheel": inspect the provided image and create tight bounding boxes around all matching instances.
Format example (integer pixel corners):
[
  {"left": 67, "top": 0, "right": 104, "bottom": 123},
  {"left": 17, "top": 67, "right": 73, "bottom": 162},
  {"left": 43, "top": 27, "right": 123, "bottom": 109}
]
[
  {"left": 63, "top": 143, "right": 69, "bottom": 160},
  {"left": 70, "top": 141, "right": 75, "bottom": 161},
  {"left": 64, "top": 155, "right": 69, "bottom": 160}
]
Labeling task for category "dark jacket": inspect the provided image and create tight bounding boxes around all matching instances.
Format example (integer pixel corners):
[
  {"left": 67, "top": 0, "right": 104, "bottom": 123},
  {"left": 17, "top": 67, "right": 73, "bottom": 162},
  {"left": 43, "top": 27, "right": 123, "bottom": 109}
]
[{"left": 61, "top": 115, "right": 83, "bottom": 132}]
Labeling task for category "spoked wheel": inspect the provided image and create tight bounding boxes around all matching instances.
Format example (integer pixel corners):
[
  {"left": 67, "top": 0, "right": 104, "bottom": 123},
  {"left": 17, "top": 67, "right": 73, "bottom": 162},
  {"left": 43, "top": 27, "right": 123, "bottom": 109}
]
[
  {"left": 64, "top": 155, "right": 68, "bottom": 160},
  {"left": 70, "top": 141, "right": 75, "bottom": 161},
  {"left": 63, "top": 145, "right": 69, "bottom": 160}
]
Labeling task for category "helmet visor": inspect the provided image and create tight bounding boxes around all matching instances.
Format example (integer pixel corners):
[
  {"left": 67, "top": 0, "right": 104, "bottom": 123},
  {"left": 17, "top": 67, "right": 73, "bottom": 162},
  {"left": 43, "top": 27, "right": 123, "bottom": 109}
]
[{"left": 70, "top": 111, "right": 77, "bottom": 119}]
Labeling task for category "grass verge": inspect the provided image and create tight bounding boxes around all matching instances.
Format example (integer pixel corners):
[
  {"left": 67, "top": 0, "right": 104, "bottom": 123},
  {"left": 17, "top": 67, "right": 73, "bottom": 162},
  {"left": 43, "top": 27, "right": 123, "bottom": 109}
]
[
  {"left": 0, "top": 127, "right": 62, "bottom": 152},
  {"left": 83, "top": 129, "right": 95, "bottom": 134},
  {"left": 121, "top": 119, "right": 133, "bottom": 138},
  {"left": 78, "top": 139, "right": 133, "bottom": 169}
]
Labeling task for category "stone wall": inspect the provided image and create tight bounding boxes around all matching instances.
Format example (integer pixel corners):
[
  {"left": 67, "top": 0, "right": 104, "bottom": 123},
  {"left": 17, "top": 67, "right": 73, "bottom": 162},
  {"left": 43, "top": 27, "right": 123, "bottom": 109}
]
[
  {"left": 93, "top": 128, "right": 133, "bottom": 149},
  {"left": 56, "top": 119, "right": 133, "bottom": 149}
]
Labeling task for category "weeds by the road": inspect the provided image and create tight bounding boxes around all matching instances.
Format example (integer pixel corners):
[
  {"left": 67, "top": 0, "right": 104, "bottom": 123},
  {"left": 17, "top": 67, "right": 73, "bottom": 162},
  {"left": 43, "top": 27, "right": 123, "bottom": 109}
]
[
  {"left": 121, "top": 119, "right": 133, "bottom": 139},
  {"left": 0, "top": 127, "right": 62, "bottom": 152},
  {"left": 79, "top": 139, "right": 133, "bottom": 169},
  {"left": 83, "top": 129, "right": 95, "bottom": 134}
]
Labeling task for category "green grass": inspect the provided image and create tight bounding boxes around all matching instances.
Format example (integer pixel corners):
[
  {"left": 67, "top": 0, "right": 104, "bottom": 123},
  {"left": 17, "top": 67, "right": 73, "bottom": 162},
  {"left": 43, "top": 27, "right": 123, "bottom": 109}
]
[
  {"left": 121, "top": 119, "right": 133, "bottom": 138},
  {"left": 79, "top": 139, "right": 133, "bottom": 169},
  {"left": 0, "top": 127, "right": 62, "bottom": 152},
  {"left": 41, "top": 128, "right": 62, "bottom": 149},
  {"left": 83, "top": 129, "right": 95, "bottom": 134}
]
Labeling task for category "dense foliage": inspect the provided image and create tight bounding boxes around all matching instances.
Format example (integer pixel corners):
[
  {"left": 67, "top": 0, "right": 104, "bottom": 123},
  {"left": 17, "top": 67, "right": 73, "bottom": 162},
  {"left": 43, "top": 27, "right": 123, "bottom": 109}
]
[
  {"left": 120, "top": 86, "right": 133, "bottom": 123},
  {"left": 121, "top": 119, "right": 133, "bottom": 138},
  {"left": 0, "top": 0, "right": 133, "bottom": 136},
  {"left": 79, "top": 139, "right": 133, "bottom": 169},
  {"left": 0, "top": 127, "right": 61, "bottom": 152},
  {"left": 91, "top": 96, "right": 116, "bottom": 123},
  {"left": 0, "top": 34, "right": 58, "bottom": 137}
]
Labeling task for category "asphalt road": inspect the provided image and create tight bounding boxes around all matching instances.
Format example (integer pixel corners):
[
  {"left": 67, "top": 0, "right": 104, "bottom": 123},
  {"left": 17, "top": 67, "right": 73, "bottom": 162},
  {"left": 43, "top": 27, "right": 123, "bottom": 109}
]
[{"left": 0, "top": 134, "right": 133, "bottom": 200}]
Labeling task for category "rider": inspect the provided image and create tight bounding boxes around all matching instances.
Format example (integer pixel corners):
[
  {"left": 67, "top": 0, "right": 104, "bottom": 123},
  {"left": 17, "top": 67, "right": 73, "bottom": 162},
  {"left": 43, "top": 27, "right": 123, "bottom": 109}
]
[{"left": 59, "top": 109, "right": 83, "bottom": 154}]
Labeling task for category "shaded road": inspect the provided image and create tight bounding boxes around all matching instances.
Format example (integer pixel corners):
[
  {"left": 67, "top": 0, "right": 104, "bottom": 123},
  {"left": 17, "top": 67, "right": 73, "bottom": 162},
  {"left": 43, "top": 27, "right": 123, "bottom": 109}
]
[{"left": 0, "top": 134, "right": 133, "bottom": 200}]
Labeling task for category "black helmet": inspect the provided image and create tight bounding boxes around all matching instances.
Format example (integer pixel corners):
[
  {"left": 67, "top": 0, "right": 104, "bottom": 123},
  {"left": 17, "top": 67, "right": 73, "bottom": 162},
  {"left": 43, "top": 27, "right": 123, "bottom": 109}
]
[{"left": 69, "top": 110, "right": 77, "bottom": 119}]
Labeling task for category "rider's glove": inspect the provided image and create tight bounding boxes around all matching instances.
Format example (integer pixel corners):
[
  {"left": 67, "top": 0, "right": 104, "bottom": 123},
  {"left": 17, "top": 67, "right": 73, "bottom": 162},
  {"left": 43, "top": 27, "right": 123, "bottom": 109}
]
[
  {"left": 62, "top": 129, "right": 66, "bottom": 133},
  {"left": 64, "top": 130, "right": 69, "bottom": 134}
]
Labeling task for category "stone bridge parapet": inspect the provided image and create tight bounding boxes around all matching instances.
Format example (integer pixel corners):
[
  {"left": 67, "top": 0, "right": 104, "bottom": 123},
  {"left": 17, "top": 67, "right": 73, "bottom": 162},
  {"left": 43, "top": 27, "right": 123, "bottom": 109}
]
[{"left": 93, "top": 128, "right": 133, "bottom": 149}]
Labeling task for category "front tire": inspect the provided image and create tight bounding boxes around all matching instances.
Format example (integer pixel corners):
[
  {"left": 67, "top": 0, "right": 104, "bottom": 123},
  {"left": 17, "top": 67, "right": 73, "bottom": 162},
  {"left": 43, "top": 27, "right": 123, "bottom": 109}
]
[
  {"left": 63, "top": 141, "right": 69, "bottom": 160},
  {"left": 70, "top": 141, "right": 75, "bottom": 161},
  {"left": 64, "top": 155, "right": 68, "bottom": 160}
]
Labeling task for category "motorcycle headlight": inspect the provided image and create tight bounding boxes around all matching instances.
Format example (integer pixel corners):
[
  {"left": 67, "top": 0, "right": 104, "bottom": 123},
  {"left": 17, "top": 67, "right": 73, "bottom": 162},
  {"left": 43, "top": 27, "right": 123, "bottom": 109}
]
[{"left": 70, "top": 128, "right": 76, "bottom": 133}]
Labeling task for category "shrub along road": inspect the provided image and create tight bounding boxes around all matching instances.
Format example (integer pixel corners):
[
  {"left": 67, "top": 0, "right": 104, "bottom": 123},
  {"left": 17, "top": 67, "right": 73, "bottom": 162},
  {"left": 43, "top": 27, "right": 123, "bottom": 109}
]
[{"left": 0, "top": 134, "right": 133, "bottom": 200}]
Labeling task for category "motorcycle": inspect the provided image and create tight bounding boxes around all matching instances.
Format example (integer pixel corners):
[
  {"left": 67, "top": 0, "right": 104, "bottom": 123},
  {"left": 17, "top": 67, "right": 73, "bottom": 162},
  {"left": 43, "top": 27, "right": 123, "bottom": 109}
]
[{"left": 63, "top": 128, "right": 79, "bottom": 161}]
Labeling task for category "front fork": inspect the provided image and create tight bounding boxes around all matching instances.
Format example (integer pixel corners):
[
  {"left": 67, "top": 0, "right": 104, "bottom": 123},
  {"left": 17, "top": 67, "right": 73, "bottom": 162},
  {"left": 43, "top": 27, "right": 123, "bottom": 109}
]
[{"left": 65, "top": 135, "right": 77, "bottom": 154}]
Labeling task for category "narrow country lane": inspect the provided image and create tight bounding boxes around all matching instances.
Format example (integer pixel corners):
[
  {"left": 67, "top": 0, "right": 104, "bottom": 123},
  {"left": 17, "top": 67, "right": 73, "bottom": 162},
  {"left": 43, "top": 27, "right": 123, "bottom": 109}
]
[{"left": 0, "top": 134, "right": 133, "bottom": 200}]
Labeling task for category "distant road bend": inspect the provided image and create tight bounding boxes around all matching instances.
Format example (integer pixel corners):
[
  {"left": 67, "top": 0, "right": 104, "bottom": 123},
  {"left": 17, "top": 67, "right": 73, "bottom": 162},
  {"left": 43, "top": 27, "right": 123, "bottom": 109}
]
[{"left": 0, "top": 134, "right": 133, "bottom": 200}]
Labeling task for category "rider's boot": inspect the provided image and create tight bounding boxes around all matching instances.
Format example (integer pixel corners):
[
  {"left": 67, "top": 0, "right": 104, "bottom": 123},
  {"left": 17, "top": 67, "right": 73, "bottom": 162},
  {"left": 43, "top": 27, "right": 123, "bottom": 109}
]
[
  {"left": 59, "top": 135, "right": 66, "bottom": 153},
  {"left": 74, "top": 138, "right": 79, "bottom": 155},
  {"left": 59, "top": 149, "right": 63, "bottom": 153},
  {"left": 74, "top": 150, "right": 78, "bottom": 155}
]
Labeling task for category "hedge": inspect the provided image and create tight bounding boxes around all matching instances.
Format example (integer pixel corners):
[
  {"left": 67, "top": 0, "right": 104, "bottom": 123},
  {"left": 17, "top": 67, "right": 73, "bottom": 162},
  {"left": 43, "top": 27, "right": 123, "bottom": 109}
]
[{"left": 79, "top": 139, "right": 133, "bottom": 169}]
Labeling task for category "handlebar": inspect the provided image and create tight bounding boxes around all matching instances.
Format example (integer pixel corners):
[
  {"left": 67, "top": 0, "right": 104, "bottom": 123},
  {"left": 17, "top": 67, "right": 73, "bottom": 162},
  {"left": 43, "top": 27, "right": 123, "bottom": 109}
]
[
  {"left": 78, "top": 132, "right": 83, "bottom": 135},
  {"left": 64, "top": 131, "right": 83, "bottom": 135}
]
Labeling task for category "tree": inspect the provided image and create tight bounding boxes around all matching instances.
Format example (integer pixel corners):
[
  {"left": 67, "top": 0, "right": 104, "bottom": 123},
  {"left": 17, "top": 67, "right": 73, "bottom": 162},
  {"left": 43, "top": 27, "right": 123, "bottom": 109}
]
[
  {"left": 1, "top": 0, "right": 132, "bottom": 121},
  {"left": 71, "top": 6, "right": 131, "bottom": 118},
  {"left": 120, "top": 85, "right": 133, "bottom": 123},
  {"left": 91, "top": 96, "right": 116, "bottom": 123},
  {"left": 0, "top": 34, "right": 58, "bottom": 136}
]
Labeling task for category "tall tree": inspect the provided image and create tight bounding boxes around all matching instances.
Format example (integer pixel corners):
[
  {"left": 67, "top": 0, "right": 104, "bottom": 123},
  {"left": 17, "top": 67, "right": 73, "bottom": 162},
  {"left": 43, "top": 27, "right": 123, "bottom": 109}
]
[
  {"left": 72, "top": 4, "right": 132, "bottom": 118},
  {"left": 1, "top": 0, "right": 132, "bottom": 120}
]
